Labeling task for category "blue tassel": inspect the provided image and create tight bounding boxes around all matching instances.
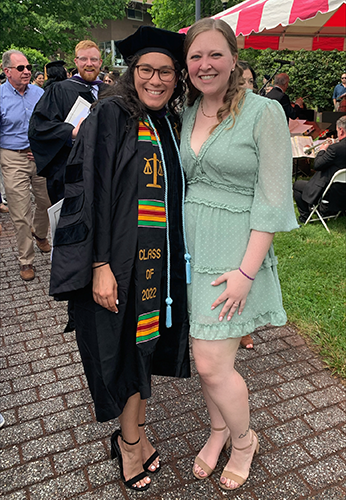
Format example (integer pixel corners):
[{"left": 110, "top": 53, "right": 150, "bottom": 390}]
[
  {"left": 165, "top": 297, "right": 173, "bottom": 328},
  {"left": 184, "top": 253, "right": 191, "bottom": 284}
]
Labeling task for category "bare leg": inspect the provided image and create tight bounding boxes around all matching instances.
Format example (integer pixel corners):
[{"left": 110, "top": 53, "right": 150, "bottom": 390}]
[
  {"left": 118, "top": 393, "right": 151, "bottom": 488},
  {"left": 138, "top": 399, "right": 160, "bottom": 471},
  {"left": 193, "top": 379, "right": 230, "bottom": 478},
  {"left": 192, "top": 337, "right": 257, "bottom": 489}
]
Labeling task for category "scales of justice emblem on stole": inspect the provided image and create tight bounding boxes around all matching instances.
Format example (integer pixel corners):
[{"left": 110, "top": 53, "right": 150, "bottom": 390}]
[{"left": 136, "top": 120, "right": 167, "bottom": 353}]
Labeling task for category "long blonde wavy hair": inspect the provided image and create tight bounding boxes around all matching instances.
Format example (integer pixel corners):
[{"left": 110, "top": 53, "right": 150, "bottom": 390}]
[{"left": 184, "top": 18, "right": 246, "bottom": 131}]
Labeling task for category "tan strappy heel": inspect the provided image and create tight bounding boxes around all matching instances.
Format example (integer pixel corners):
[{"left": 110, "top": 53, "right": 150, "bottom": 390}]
[
  {"left": 219, "top": 430, "right": 259, "bottom": 491},
  {"left": 192, "top": 425, "right": 231, "bottom": 480}
]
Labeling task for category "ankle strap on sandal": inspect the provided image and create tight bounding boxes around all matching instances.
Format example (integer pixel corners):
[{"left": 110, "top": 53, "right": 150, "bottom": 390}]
[
  {"left": 232, "top": 431, "right": 254, "bottom": 451},
  {"left": 121, "top": 435, "right": 141, "bottom": 446}
]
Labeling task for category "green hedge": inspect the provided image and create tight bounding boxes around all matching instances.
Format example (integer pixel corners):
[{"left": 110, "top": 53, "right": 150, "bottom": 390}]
[{"left": 239, "top": 48, "right": 345, "bottom": 111}]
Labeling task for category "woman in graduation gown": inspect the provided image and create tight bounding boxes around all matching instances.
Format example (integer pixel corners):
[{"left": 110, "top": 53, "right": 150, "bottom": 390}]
[{"left": 49, "top": 26, "right": 191, "bottom": 492}]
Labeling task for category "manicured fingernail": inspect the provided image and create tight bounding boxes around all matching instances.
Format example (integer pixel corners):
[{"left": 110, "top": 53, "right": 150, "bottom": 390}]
[
  {"left": 114, "top": 310, "right": 118, "bottom": 314},
  {"left": 219, "top": 316, "right": 223, "bottom": 322},
  {"left": 211, "top": 306, "right": 215, "bottom": 310},
  {"left": 227, "top": 315, "right": 231, "bottom": 321},
  {"left": 116, "top": 299, "right": 119, "bottom": 304},
  {"left": 211, "top": 281, "right": 215, "bottom": 285}
]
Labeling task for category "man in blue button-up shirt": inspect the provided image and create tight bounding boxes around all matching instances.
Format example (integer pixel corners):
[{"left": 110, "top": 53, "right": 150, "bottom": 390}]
[
  {"left": 332, "top": 73, "right": 346, "bottom": 111},
  {"left": 0, "top": 50, "right": 51, "bottom": 281}
]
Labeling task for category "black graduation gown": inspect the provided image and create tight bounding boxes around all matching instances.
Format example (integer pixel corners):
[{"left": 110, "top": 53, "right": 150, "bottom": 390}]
[
  {"left": 28, "top": 78, "right": 102, "bottom": 204},
  {"left": 49, "top": 96, "right": 190, "bottom": 422}
]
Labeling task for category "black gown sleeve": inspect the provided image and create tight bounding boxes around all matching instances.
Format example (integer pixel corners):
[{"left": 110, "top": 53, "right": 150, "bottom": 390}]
[
  {"left": 49, "top": 98, "right": 129, "bottom": 297},
  {"left": 28, "top": 83, "right": 77, "bottom": 176}
]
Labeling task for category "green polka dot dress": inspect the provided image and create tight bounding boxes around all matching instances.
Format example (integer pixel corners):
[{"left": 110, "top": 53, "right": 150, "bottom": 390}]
[{"left": 181, "top": 90, "right": 299, "bottom": 340}]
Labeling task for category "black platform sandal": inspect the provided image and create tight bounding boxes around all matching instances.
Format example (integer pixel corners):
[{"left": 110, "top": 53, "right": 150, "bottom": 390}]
[
  {"left": 138, "top": 422, "right": 160, "bottom": 474},
  {"left": 110, "top": 429, "right": 150, "bottom": 491}
]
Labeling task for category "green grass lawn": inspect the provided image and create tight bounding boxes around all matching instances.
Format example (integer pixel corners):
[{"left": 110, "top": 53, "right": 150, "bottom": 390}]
[{"left": 274, "top": 214, "right": 346, "bottom": 379}]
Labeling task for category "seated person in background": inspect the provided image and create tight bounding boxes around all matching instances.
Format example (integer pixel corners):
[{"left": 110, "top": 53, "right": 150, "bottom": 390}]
[
  {"left": 293, "top": 115, "right": 346, "bottom": 223},
  {"left": 266, "top": 73, "right": 304, "bottom": 123},
  {"left": 238, "top": 61, "right": 258, "bottom": 92}
]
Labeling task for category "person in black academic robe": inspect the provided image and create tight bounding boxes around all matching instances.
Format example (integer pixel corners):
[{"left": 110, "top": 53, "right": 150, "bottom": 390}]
[
  {"left": 29, "top": 41, "right": 106, "bottom": 334},
  {"left": 28, "top": 41, "right": 105, "bottom": 205},
  {"left": 49, "top": 26, "right": 190, "bottom": 492}
]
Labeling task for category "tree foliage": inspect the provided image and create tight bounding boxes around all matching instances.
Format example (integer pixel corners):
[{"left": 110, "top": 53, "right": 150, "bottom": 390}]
[
  {"left": 0, "top": 0, "right": 128, "bottom": 57},
  {"left": 239, "top": 48, "right": 345, "bottom": 111},
  {"left": 150, "top": 0, "right": 242, "bottom": 32}
]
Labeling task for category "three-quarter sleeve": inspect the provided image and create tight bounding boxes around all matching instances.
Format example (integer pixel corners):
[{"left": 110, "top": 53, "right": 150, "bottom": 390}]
[{"left": 250, "top": 99, "right": 299, "bottom": 233}]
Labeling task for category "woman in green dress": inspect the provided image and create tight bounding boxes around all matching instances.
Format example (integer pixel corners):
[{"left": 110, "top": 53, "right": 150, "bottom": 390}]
[{"left": 181, "top": 18, "right": 298, "bottom": 491}]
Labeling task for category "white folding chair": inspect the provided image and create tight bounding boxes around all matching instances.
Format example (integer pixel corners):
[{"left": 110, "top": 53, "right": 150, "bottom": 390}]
[{"left": 304, "top": 168, "right": 346, "bottom": 233}]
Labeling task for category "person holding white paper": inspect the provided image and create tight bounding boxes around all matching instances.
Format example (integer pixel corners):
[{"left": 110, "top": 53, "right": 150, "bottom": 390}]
[
  {"left": 29, "top": 40, "right": 105, "bottom": 333},
  {"left": 29, "top": 40, "right": 104, "bottom": 204}
]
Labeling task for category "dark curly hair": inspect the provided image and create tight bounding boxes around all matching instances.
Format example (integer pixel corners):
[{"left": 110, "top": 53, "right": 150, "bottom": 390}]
[{"left": 98, "top": 54, "right": 186, "bottom": 120}]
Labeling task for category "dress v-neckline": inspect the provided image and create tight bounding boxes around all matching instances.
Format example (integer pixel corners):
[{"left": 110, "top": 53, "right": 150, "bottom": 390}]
[{"left": 188, "top": 97, "right": 232, "bottom": 160}]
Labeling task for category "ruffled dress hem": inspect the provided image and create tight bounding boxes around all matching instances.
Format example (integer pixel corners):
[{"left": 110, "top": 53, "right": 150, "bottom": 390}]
[{"left": 189, "top": 311, "right": 287, "bottom": 340}]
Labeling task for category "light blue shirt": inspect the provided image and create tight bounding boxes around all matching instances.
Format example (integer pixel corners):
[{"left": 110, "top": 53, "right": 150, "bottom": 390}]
[
  {"left": 332, "top": 83, "right": 346, "bottom": 101},
  {"left": 0, "top": 80, "right": 44, "bottom": 149}
]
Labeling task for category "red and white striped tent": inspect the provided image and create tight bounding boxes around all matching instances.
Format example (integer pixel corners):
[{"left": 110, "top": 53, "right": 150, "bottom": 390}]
[{"left": 179, "top": 0, "right": 346, "bottom": 51}]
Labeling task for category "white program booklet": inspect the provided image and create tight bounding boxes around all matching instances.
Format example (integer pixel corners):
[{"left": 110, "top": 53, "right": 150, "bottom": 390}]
[
  {"left": 64, "top": 96, "right": 91, "bottom": 127},
  {"left": 47, "top": 198, "right": 64, "bottom": 259}
]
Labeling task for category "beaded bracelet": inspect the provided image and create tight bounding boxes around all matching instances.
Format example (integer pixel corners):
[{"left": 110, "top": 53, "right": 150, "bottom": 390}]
[
  {"left": 238, "top": 267, "right": 254, "bottom": 281},
  {"left": 92, "top": 262, "right": 109, "bottom": 269}
]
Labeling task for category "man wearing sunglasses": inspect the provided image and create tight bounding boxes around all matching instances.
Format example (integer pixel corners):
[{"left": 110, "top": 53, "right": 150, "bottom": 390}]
[
  {"left": 0, "top": 50, "right": 51, "bottom": 281},
  {"left": 29, "top": 40, "right": 104, "bottom": 205}
]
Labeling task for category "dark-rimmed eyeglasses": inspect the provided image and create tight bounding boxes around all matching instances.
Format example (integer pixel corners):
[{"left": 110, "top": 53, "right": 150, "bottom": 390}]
[
  {"left": 136, "top": 65, "right": 176, "bottom": 82},
  {"left": 341, "top": 77, "right": 346, "bottom": 79},
  {"left": 8, "top": 64, "right": 32, "bottom": 72}
]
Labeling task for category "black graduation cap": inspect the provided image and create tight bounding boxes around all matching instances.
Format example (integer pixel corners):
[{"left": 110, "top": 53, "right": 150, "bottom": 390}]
[
  {"left": 45, "top": 60, "right": 66, "bottom": 70},
  {"left": 115, "top": 26, "right": 185, "bottom": 69}
]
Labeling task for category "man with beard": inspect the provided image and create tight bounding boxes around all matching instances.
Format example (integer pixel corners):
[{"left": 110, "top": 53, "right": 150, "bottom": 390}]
[
  {"left": 29, "top": 41, "right": 103, "bottom": 204},
  {"left": 29, "top": 41, "right": 103, "bottom": 332}
]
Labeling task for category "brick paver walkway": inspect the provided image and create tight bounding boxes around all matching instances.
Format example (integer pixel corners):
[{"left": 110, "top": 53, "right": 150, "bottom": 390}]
[{"left": 1, "top": 213, "right": 346, "bottom": 499}]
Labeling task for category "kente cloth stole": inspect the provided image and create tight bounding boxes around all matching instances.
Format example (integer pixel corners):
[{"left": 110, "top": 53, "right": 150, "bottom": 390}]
[{"left": 136, "top": 119, "right": 167, "bottom": 352}]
